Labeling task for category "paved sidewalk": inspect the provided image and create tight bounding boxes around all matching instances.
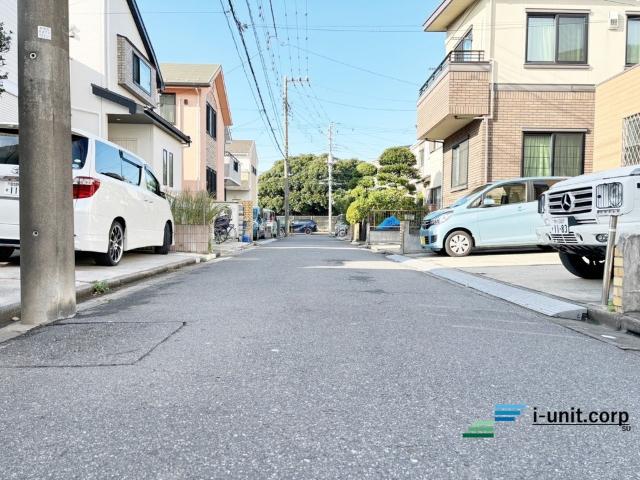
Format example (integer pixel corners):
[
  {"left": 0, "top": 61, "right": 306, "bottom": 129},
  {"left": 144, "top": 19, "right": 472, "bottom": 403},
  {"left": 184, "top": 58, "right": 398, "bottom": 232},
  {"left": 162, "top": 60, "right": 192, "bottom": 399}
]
[{"left": 0, "top": 252, "right": 203, "bottom": 324}]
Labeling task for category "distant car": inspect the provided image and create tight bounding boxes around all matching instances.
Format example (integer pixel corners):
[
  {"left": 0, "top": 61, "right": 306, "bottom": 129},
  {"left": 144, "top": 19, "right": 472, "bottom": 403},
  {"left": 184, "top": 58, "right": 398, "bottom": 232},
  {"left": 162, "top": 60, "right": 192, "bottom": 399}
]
[
  {"left": 291, "top": 219, "right": 317, "bottom": 234},
  {"left": 0, "top": 126, "right": 174, "bottom": 266},
  {"left": 419, "top": 176, "right": 566, "bottom": 257}
]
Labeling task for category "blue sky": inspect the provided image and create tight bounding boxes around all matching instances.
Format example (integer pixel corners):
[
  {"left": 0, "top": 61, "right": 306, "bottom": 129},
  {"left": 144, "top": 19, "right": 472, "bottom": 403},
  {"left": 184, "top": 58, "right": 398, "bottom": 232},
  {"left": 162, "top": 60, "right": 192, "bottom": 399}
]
[{"left": 138, "top": 0, "right": 444, "bottom": 171}]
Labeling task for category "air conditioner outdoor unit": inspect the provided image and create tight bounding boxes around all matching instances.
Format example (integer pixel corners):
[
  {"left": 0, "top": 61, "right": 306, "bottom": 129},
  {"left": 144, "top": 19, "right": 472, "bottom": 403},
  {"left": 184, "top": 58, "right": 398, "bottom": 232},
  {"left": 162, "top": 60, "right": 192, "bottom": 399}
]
[{"left": 609, "top": 11, "right": 620, "bottom": 30}]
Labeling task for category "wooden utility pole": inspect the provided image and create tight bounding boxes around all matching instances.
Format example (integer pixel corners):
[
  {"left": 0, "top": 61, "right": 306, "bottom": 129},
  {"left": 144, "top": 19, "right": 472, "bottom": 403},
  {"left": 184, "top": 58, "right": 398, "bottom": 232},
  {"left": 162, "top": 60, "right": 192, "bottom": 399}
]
[{"left": 18, "top": 0, "right": 76, "bottom": 324}]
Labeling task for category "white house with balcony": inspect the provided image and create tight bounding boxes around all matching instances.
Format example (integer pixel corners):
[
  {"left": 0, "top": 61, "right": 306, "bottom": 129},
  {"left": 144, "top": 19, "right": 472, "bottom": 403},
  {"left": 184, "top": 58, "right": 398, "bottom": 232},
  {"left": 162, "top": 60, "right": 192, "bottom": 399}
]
[
  {"left": 0, "top": 0, "right": 190, "bottom": 194},
  {"left": 224, "top": 140, "right": 259, "bottom": 205}
]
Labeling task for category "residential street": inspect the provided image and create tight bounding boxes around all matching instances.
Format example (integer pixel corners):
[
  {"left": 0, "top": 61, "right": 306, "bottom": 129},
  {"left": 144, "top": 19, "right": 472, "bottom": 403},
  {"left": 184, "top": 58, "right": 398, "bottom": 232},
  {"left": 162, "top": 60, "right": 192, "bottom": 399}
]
[{"left": 0, "top": 235, "right": 639, "bottom": 479}]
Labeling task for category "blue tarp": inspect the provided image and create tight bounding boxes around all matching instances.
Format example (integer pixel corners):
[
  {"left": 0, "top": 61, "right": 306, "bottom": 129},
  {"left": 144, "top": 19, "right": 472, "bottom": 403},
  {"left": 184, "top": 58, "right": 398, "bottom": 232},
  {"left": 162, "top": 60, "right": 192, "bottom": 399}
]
[{"left": 377, "top": 215, "right": 400, "bottom": 230}]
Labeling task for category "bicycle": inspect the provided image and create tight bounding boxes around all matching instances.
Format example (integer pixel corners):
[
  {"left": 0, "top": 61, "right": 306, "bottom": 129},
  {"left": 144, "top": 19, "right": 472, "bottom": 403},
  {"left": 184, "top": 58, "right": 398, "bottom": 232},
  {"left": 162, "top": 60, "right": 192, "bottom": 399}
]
[{"left": 214, "top": 215, "right": 236, "bottom": 244}]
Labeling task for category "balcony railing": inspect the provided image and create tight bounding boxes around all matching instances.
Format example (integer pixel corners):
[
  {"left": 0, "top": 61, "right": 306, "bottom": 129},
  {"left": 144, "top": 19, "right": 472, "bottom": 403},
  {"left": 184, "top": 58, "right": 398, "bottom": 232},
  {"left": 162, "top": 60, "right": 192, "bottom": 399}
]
[{"left": 419, "top": 50, "right": 485, "bottom": 97}]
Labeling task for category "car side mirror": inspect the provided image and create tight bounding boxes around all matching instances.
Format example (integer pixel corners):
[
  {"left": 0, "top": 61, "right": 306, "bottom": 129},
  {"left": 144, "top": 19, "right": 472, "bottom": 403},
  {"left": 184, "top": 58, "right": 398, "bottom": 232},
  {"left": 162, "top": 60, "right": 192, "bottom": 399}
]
[{"left": 482, "top": 197, "right": 496, "bottom": 207}]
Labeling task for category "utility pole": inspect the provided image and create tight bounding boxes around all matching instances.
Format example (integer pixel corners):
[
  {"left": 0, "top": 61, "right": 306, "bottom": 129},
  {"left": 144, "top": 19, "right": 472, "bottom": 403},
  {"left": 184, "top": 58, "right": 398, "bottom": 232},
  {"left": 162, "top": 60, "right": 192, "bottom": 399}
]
[
  {"left": 283, "top": 75, "right": 290, "bottom": 236},
  {"left": 282, "top": 76, "right": 310, "bottom": 236},
  {"left": 18, "top": 0, "right": 76, "bottom": 325},
  {"left": 327, "top": 122, "right": 334, "bottom": 234}
]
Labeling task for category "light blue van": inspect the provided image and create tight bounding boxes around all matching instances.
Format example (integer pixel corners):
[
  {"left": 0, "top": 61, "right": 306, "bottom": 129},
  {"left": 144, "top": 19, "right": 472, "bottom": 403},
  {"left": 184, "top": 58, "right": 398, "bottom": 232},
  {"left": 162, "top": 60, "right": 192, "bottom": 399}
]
[{"left": 420, "top": 177, "right": 566, "bottom": 257}]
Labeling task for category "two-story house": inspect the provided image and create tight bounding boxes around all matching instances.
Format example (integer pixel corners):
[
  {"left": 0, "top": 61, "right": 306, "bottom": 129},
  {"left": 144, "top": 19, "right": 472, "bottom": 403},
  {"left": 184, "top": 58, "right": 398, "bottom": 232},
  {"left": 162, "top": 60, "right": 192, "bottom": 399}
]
[
  {"left": 0, "top": 0, "right": 190, "bottom": 194},
  {"left": 224, "top": 140, "right": 259, "bottom": 205},
  {"left": 160, "top": 63, "right": 233, "bottom": 199},
  {"left": 417, "top": 0, "right": 639, "bottom": 206}
]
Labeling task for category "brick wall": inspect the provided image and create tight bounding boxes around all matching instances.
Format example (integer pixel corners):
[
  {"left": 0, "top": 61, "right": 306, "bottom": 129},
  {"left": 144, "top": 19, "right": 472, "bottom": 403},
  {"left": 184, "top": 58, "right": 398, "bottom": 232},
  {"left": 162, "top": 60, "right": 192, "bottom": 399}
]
[
  {"left": 490, "top": 89, "right": 595, "bottom": 180},
  {"left": 205, "top": 89, "right": 218, "bottom": 171},
  {"left": 442, "top": 120, "right": 486, "bottom": 207},
  {"left": 440, "top": 88, "right": 595, "bottom": 206}
]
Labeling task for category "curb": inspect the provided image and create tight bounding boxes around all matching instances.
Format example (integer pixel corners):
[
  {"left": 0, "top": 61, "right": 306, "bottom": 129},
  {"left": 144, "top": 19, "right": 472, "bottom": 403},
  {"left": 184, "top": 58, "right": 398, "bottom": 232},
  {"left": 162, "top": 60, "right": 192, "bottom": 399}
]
[
  {"left": 0, "top": 255, "right": 200, "bottom": 327},
  {"left": 587, "top": 304, "right": 640, "bottom": 335}
]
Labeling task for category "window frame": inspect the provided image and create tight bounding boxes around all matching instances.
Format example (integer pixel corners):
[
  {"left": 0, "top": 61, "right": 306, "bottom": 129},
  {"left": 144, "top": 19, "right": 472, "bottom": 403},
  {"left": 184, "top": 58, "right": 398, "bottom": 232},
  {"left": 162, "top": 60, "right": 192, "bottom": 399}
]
[
  {"left": 525, "top": 13, "right": 589, "bottom": 65},
  {"left": 627, "top": 16, "right": 640, "bottom": 66},
  {"left": 521, "top": 132, "right": 585, "bottom": 177},
  {"left": 205, "top": 103, "right": 217, "bottom": 139},
  {"left": 132, "top": 53, "right": 152, "bottom": 94},
  {"left": 160, "top": 93, "right": 176, "bottom": 124},
  {"left": 162, "top": 149, "right": 168, "bottom": 186},
  {"left": 169, "top": 152, "right": 174, "bottom": 187},
  {"left": 451, "top": 139, "right": 469, "bottom": 190}
]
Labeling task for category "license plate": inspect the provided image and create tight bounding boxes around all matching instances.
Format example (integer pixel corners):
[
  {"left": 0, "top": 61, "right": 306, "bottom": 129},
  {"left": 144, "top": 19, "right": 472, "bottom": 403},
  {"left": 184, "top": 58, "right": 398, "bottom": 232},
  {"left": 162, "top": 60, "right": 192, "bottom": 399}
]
[
  {"left": 1, "top": 180, "right": 19, "bottom": 198},
  {"left": 551, "top": 217, "right": 569, "bottom": 235}
]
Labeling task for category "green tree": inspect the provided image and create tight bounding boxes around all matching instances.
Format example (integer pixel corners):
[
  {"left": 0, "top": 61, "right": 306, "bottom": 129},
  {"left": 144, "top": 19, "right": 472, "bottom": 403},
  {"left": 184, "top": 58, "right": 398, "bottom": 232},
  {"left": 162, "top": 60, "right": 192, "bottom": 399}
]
[
  {"left": 0, "top": 22, "right": 12, "bottom": 96},
  {"left": 258, "top": 154, "right": 367, "bottom": 215},
  {"left": 343, "top": 146, "right": 420, "bottom": 224}
]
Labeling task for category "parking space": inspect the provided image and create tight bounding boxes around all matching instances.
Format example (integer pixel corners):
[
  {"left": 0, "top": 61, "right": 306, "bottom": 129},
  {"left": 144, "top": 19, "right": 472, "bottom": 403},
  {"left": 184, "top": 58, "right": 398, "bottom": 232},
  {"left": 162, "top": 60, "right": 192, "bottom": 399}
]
[{"left": 401, "top": 250, "right": 602, "bottom": 305}]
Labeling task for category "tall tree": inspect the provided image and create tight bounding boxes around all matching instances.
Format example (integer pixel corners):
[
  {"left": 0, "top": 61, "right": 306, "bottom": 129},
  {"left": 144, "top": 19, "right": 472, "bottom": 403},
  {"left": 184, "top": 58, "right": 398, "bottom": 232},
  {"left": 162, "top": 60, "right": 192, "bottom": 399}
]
[
  {"left": 0, "top": 22, "right": 12, "bottom": 95},
  {"left": 258, "top": 154, "right": 368, "bottom": 215}
]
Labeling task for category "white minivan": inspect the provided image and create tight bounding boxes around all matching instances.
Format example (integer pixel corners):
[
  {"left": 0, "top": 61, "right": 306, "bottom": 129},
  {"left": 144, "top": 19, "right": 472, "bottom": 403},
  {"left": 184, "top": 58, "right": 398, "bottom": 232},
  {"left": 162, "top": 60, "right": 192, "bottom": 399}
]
[{"left": 0, "top": 126, "right": 174, "bottom": 266}]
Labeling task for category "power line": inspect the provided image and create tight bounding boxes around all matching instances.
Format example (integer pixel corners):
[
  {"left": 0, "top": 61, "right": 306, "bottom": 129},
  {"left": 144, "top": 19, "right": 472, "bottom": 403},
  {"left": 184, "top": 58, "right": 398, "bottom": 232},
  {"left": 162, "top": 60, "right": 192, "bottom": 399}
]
[
  {"left": 283, "top": 43, "right": 420, "bottom": 86},
  {"left": 220, "top": 0, "right": 284, "bottom": 157}
]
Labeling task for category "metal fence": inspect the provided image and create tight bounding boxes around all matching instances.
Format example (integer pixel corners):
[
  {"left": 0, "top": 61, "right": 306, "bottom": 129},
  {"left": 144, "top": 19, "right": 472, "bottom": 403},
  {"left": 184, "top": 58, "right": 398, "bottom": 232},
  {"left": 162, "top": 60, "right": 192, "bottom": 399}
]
[{"left": 368, "top": 207, "right": 437, "bottom": 234}]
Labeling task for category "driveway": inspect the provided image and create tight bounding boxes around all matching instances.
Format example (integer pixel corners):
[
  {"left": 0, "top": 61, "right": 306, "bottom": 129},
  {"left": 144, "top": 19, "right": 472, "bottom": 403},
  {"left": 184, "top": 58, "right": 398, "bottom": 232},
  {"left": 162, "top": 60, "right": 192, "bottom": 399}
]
[{"left": 400, "top": 250, "right": 602, "bottom": 304}]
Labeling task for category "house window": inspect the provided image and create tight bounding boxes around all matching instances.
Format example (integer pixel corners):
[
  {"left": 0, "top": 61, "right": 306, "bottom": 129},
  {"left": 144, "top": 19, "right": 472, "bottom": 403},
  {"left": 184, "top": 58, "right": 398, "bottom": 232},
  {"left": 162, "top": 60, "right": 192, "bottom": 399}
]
[
  {"left": 427, "top": 186, "right": 442, "bottom": 208},
  {"left": 451, "top": 140, "right": 469, "bottom": 189},
  {"left": 162, "top": 149, "right": 168, "bottom": 186},
  {"left": 252, "top": 166, "right": 257, "bottom": 175},
  {"left": 233, "top": 160, "right": 239, "bottom": 172},
  {"left": 523, "top": 132, "right": 584, "bottom": 177},
  {"left": 526, "top": 14, "right": 588, "bottom": 64},
  {"left": 623, "top": 113, "right": 640, "bottom": 166},
  {"left": 169, "top": 152, "right": 174, "bottom": 187},
  {"left": 160, "top": 94, "right": 176, "bottom": 124},
  {"left": 132, "top": 54, "right": 152, "bottom": 94},
  {"left": 206, "top": 104, "right": 217, "bottom": 139},
  {"left": 206, "top": 166, "right": 217, "bottom": 196},
  {"left": 627, "top": 17, "right": 640, "bottom": 66}
]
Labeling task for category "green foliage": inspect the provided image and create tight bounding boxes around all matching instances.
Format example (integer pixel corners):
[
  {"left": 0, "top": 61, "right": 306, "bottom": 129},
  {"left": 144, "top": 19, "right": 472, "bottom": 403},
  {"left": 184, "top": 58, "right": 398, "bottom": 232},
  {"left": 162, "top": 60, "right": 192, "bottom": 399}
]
[
  {"left": 343, "top": 146, "right": 420, "bottom": 224},
  {"left": 92, "top": 281, "right": 110, "bottom": 295},
  {"left": 258, "top": 154, "right": 367, "bottom": 215},
  {"left": 356, "top": 162, "right": 377, "bottom": 177},
  {"left": 0, "top": 22, "right": 12, "bottom": 95},
  {"left": 169, "top": 191, "right": 229, "bottom": 225}
]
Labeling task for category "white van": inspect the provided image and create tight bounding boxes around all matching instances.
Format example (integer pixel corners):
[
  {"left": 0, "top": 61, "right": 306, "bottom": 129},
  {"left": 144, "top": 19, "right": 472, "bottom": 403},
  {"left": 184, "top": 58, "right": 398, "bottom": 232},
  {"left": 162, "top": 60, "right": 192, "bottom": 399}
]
[{"left": 0, "top": 126, "right": 174, "bottom": 266}]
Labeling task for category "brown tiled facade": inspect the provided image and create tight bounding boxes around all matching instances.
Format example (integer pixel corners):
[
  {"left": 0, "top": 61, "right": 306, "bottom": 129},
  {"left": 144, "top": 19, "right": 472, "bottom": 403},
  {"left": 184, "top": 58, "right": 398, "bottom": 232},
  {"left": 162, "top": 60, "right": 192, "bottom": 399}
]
[
  {"left": 205, "top": 88, "right": 218, "bottom": 171},
  {"left": 417, "top": 65, "right": 490, "bottom": 140},
  {"left": 440, "top": 88, "right": 595, "bottom": 207}
]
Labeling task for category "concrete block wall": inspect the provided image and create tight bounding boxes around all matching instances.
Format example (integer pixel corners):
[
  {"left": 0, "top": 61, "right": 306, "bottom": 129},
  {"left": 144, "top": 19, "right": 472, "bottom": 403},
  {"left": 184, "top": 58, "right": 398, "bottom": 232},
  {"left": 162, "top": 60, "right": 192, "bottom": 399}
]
[{"left": 613, "top": 234, "right": 640, "bottom": 314}]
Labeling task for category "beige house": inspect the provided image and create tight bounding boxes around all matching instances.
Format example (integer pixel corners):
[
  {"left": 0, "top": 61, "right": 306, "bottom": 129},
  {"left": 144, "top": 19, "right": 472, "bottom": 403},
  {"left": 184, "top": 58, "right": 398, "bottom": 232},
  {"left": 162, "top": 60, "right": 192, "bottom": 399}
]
[
  {"left": 224, "top": 140, "right": 259, "bottom": 205},
  {"left": 593, "top": 65, "right": 640, "bottom": 171},
  {"left": 417, "top": 0, "right": 640, "bottom": 206},
  {"left": 160, "top": 64, "right": 233, "bottom": 199},
  {"left": 0, "top": 0, "right": 190, "bottom": 192}
]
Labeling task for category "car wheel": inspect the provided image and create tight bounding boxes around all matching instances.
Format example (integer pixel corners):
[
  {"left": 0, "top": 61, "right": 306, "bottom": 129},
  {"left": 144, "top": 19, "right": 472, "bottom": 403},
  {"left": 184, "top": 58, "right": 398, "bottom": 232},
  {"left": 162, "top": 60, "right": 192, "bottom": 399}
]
[
  {"left": 304, "top": 227, "right": 312, "bottom": 235},
  {"left": 94, "top": 221, "right": 124, "bottom": 266},
  {"left": 558, "top": 252, "right": 605, "bottom": 279},
  {"left": 444, "top": 230, "right": 473, "bottom": 257},
  {"left": 0, "top": 247, "right": 14, "bottom": 262},
  {"left": 155, "top": 222, "right": 171, "bottom": 255}
]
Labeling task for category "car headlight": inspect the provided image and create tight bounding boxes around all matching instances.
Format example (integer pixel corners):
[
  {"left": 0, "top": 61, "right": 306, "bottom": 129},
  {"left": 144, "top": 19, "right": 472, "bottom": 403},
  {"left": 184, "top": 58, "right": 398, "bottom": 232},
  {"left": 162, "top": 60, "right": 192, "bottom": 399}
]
[
  {"left": 596, "top": 182, "right": 623, "bottom": 209},
  {"left": 431, "top": 212, "right": 453, "bottom": 225}
]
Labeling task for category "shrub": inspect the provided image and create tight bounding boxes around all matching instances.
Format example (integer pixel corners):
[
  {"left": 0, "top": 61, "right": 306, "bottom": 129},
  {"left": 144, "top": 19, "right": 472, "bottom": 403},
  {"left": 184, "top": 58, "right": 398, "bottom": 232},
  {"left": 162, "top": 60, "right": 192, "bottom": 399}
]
[{"left": 168, "top": 191, "right": 229, "bottom": 225}]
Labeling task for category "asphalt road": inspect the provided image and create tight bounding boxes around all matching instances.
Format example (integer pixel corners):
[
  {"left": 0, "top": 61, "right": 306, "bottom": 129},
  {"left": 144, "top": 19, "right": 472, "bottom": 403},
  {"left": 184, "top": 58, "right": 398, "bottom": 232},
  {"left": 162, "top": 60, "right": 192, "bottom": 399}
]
[{"left": 0, "top": 234, "right": 639, "bottom": 479}]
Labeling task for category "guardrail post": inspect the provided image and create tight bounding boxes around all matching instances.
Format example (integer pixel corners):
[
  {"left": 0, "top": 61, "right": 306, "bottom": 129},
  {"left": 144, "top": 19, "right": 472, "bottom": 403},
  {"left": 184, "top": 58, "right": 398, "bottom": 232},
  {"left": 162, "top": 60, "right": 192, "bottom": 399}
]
[{"left": 601, "top": 215, "right": 619, "bottom": 306}]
